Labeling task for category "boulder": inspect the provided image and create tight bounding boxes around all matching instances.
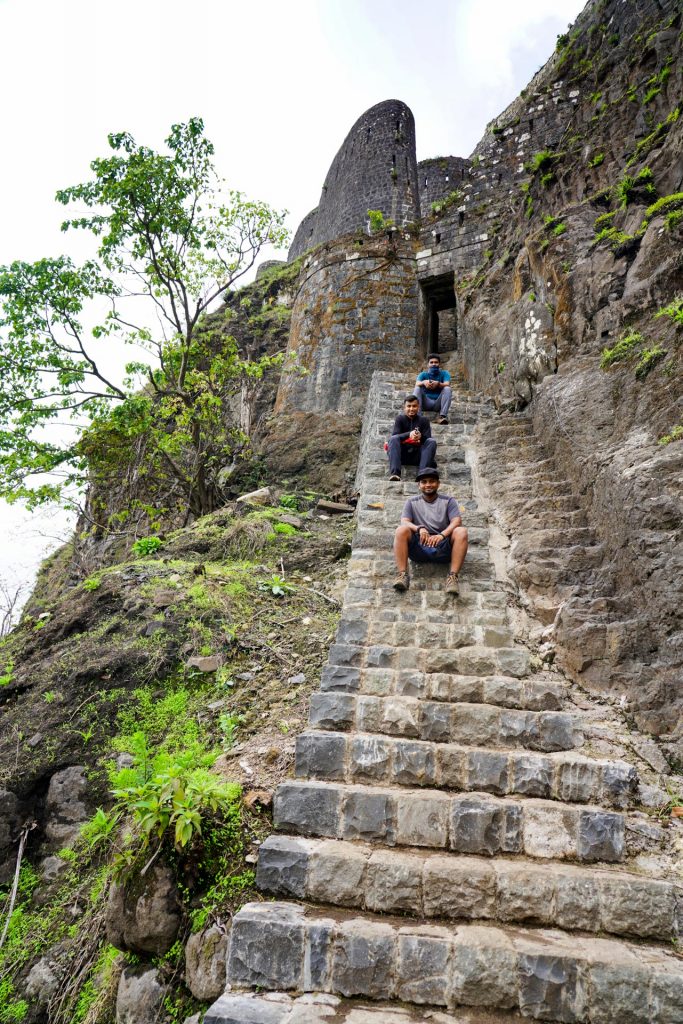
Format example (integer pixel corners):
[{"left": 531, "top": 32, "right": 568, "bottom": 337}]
[
  {"left": 116, "top": 966, "right": 165, "bottom": 1024},
  {"left": 107, "top": 862, "right": 181, "bottom": 956},
  {"left": 24, "top": 958, "right": 58, "bottom": 1005},
  {"left": 185, "top": 923, "right": 229, "bottom": 1000},
  {"left": 236, "top": 486, "right": 273, "bottom": 506},
  {"left": 44, "top": 766, "right": 90, "bottom": 848}
]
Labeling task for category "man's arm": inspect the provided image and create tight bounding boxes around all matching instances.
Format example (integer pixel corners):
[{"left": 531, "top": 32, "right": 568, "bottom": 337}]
[
  {"left": 423, "top": 513, "right": 461, "bottom": 547},
  {"left": 419, "top": 416, "right": 432, "bottom": 441},
  {"left": 391, "top": 414, "right": 411, "bottom": 441}
]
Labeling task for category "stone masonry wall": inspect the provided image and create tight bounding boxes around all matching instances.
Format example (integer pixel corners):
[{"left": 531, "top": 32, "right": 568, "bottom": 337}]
[
  {"left": 288, "top": 100, "right": 421, "bottom": 261},
  {"left": 276, "top": 233, "right": 420, "bottom": 416}
]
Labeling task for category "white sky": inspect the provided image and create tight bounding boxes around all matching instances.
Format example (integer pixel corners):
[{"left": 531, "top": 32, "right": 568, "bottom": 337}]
[{"left": 0, "top": 0, "right": 585, "bottom": 599}]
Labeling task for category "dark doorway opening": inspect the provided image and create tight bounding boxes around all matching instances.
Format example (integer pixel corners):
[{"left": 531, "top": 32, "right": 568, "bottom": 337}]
[{"left": 419, "top": 274, "right": 457, "bottom": 355}]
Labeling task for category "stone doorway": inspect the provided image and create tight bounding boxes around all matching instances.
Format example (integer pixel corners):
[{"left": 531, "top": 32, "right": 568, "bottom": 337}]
[{"left": 419, "top": 273, "right": 457, "bottom": 355}]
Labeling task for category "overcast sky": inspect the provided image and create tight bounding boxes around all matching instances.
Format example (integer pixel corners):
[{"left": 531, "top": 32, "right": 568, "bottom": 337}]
[{"left": 0, "top": 0, "right": 586, "bottom": 600}]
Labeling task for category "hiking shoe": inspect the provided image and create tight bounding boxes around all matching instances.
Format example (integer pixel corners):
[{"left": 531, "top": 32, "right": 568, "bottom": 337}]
[
  {"left": 445, "top": 572, "right": 460, "bottom": 595},
  {"left": 437, "top": 415, "right": 449, "bottom": 425},
  {"left": 388, "top": 473, "right": 401, "bottom": 481},
  {"left": 393, "top": 570, "right": 410, "bottom": 592}
]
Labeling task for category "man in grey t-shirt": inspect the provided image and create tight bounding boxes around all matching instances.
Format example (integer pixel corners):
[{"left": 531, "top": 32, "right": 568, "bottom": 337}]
[{"left": 393, "top": 467, "right": 468, "bottom": 594}]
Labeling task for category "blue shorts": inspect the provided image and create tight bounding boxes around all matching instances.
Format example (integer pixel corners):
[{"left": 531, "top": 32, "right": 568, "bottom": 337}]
[{"left": 408, "top": 534, "right": 452, "bottom": 564}]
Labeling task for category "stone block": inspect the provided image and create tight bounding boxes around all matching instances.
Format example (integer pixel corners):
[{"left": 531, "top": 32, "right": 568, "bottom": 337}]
[
  {"left": 601, "top": 762, "right": 637, "bottom": 809},
  {"left": 525, "top": 680, "right": 565, "bottom": 711},
  {"left": 578, "top": 810, "right": 624, "bottom": 862},
  {"left": 308, "top": 841, "right": 369, "bottom": 907},
  {"left": 450, "top": 704, "right": 500, "bottom": 746},
  {"left": 309, "top": 693, "right": 355, "bottom": 731},
  {"left": 443, "top": 675, "right": 484, "bottom": 703},
  {"left": 380, "top": 697, "right": 420, "bottom": 737},
  {"left": 185, "top": 924, "right": 228, "bottom": 1001},
  {"left": 554, "top": 760, "right": 600, "bottom": 804},
  {"left": 436, "top": 746, "right": 467, "bottom": 789},
  {"left": 395, "top": 670, "right": 426, "bottom": 698},
  {"left": 538, "top": 713, "right": 576, "bottom": 752},
  {"left": 366, "top": 645, "right": 395, "bottom": 668},
  {"left": 419, "top": 702, "right": 452, "bottom": 742},
  {"left": 396, "top": 928, "right": 451, "bottom": 1005},
  {"left": 349, "top": 735, "right": 392, "bottom": 781},
  {"left": 482, "top": 676, "right": 523, "bottom": 708},
  {"left": 499, "top": 709, "right": 538, "bottom": 748},
  {"left": 450, "top": 796, "right": 521, "bottom": 856},
  {"left": 511, "top": 754, "right": 552, "bottom": 798},
  {"left": 423, "top": 855, "right": 496, "bottom": 919},
  {"left": 256, "top": 836, "right": 310, "bottom": 898},
  {"left": 395, "top": 792, "right": 450, "bottom": 848},
  {"left": 304, "top": 918, "right": 335, "bottom": 990},
  {"left": 518, "top": 954, "right": 588, "bottom": 1023},
  {"left": 589, "top": 964, "right": 652, "bottom": 1024},
  {"left": 362, "top": 668, "right": 394, "bottom": 696},
  {"left": 342, "top": 790, "right": 396, "bottom": 842},
  {"left": 365, "top": 850, "right": 422, "bottom": 914},
  {"left": 600, "top": 876, "right": 675, "bottom": 939},
  {"left": 467, "top": 750, "right": 509, "bottom": 795},
  {"left": 274, "top": 782, "right": 341, "bottom": 838},
  {"left": 204, "top": 994, "right": 290, "bottom": 1024},
  {"left": 650, "top": 971, "right": 683, "bottom": 1023},
  {"left": 496, "top": 864, "right": 555, "bottom": 925},
  {"left": 554, "top": 870, "right": 601, "bottom": 932},
  {"left": 296, "top": 733, "right": 347, "bottom": 781},
  {"left": 355, "top": 696, "right": 382, "bottom": 733},
  {"left": 522, "top": 803, "right": 577, "bottom": 860},
  {"left": 392, "top": 740, "right": 436, "bottom": 786},
  {"left": 332, "top": 920, "right": 396, "bottom": 998},
  {"left": 329, "top": 644, "right": 363, "bottom": 667},
  {"left": 227, "top": 903, "right": 305, "bottom": 989},
  {"left": 495, "top": 647, "right": 529, "bottom": 678},
  {"left": 320, "top": 666, "right": 361, "bottom": 693},
  {"left": 452, "top": 928, "right": 518, "bottom": 1008},
  {"left": 336, "top": 618, "right": 368, "bottom": 645}
]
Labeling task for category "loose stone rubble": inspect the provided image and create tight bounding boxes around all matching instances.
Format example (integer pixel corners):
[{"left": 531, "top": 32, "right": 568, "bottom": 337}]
[{"left": 206, "top": 372, "right": 683, "bottom": 1023}]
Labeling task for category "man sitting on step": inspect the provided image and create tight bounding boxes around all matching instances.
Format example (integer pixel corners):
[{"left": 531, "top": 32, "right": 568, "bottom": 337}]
[
  {"left": 413, "top": 353, "right": 452, "bottom": 424},
  {"left": 386, "top": 394, "right": 437, "bottom": 482},
  {"left": 393, "top": 467, "right": 468, "bottom": 595}
]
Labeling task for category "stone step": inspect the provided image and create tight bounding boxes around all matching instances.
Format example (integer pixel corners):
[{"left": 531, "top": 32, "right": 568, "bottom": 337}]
[
  {"left": 348, "top": 669, "right": 567, "bottom": 710},
  {"left": 225, "top": 902, "right": 683, "bottom": 1021},
  {"left": 256, "top": 836, "right": 680, "bottom": 941},
  {"left": 206, "top": 991, "right": 526, "bottom": 1024},
  {"left": 337, "top": 617, "right": 513, "bottom": 650},
  {"left": 295, "top": 731, "right": 636, "bottom": 807},
  {"left": 325, "top": 643, "right": 530, "bottom": 679},
  {"left": 310, "top": 692, "right": 583, "bottom": 753},
  {"left": 273, "top": 780, "right": 638, "bottom": 863}
]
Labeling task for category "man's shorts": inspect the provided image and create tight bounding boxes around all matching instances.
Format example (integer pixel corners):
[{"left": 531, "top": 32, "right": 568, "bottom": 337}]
[{"left": 408, "top": 534, "right": 452, "bottom": 564}]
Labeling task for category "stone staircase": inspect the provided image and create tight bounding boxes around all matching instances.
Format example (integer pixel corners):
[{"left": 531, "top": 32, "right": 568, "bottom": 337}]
[{"left": 205, "top": 372, "right": 683, "bottom": 1024}]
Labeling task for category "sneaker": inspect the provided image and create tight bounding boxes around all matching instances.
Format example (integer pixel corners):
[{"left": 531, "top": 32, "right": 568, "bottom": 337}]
[
  {"left": 393, "top": 570, "right": 410, "bottom": 591},
  {"left": 445, "top": 572, "right": 460, "bottom": 595},
  {"left": 388, "top": 473, "right": 401, "bottom": 482},
  {"left": 436, "top": 415, "right": 449, "bottom": 425}
]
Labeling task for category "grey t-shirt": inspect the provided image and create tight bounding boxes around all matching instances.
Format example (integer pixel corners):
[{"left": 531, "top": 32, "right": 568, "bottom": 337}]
[{"left": 401, "top": 494, "right": 461, "bottom": 534}]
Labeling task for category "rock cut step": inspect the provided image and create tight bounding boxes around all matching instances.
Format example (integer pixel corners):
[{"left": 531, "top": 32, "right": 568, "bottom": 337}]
[
  {"left": 273, "top": 780, "right": 632, "bottom": 863},
  {"left": 225, "top": 902, "right": 683, "bottom": 1022},
  {"left": 256, "top": 836, "right": 681, "bottom": 941}
]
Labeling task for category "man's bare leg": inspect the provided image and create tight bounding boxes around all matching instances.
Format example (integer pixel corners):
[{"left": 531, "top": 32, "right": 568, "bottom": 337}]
[
  {"left": 394, "top": 524, "right": 413, "bottom": 572},
  {"left": 449, "top": 526, "right": 468, "bottom": 573}
]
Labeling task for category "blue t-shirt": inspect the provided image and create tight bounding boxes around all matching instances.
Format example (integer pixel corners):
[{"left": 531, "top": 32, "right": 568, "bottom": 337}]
[{"left": 417, "top": 368, "right": 450, "bottom": 384}]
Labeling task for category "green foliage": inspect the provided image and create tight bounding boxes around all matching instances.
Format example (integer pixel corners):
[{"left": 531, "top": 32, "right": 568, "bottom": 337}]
[
  {"left": 132, "top": 536, "right": 163, "bottom": 557},
  {"left": 367, "top": 210, "right": 392, "bottom": 233},
  {"left": 627, "top": 106, "right": 680, "bottom": 165},
  {"left": 659, "top": 425, "right": 683, "bottom": 445},
  {"left": 82, "top": 575, "right": 102, "bottom": 591},
  {"left": 552, "top": 222, "right": 567, "bottom": 237},
  {"left": 0, "top": 118, "right": 289, "bottom": 516},
  {"left": 430, "top": 190, "right": 462, "bottom": 216},
  {"left": 258, "top": 573, "right": 296, "bottom": 597},
  {"left": 0, "top": 981, "right": 27, "bottom": 1023},
  {"left": 642, "top": 192, "right": 683, "bottom": 227},
  {"left": 219, "top": 712, "right": 243, "bottom": 751},
  {"left": 594, "top": 226, "right": 635, "bottom": 250},
  {"left": 643, "top": 85, "right": 661, "bottom": 104},
  {"left": 527, "top": 150, "right": 560, "bottom": 175},
  {"left": 0, "top": 659, "right": 14, "bottom": 686},
  {"left": 655, "top": 295, "right": 683, "bottom": 326},
  {"left": 594, "top": 210, "right": 616, "bottom": 231},
  {"left": 80, "top": 807, "right": 120, "bottom": 850},
  {"left": 589, "top": 152, "right": 605, "bottom": 167},
  {"left": 635, "top": 345, "right": 666, "bottom": 379},
  {"left": 556, "top": 31, "right": 569, "bottom": 51},
  {"left": 272, "top": 521, "right": 297, "bottom": 536},
  {"left": 278, "top": 493, "right": 300, "bottom": 511},
  {"left": 613, "top": 167, "right": 656, "bottom": 208},
  {"left": 600, "top": 330, "right": 643, "bottom": 368}
]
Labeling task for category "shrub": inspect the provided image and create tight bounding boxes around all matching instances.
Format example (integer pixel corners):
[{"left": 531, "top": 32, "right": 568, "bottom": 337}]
[
  {"left": 589, "top": 152, "right": 605, "bottom": 167},
  {"left": 132, "top": 536, "right": 163, "bottom": 557},
  {"left": 641, "top": 192, "right": 683, "bottom": 227},
  {"left": 654, "top": 296, "right": 683, "bottom": 327},
  {"left": 635, "top": 345, "right": 666, "bottom": 379},
  {"left": 600, "top": 330, "right": 643, "bottom": 368},
  {"left": 367, "top": 210, "right": 392, "bottom": 233},
  {"left": 659, "top": 425, "right": 683, "bottom": 445},
  {"left": 613, "top": 167, "right": 656, "bottom": 209},
  {"left": 430, "top": 190, "right": 462, "bottom": 216}
]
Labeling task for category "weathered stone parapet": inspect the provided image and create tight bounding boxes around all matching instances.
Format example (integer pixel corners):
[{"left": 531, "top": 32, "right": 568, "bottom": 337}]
[{"left": 276, "top": 237, "right": 420, "bottom": 415}]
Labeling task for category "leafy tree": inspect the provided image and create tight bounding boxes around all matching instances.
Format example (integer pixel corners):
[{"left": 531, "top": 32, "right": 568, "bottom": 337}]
[{"left": 0, "top": 117, "right": 289, "bottom": 520}]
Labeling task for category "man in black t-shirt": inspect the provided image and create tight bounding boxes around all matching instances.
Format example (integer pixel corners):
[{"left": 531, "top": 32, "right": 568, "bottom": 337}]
[
  {"left": 386, "top": 395, "right": 437, "bottom": 481},
  {"left": 393, "top": 467, "right": 468, "bottom": 595}
]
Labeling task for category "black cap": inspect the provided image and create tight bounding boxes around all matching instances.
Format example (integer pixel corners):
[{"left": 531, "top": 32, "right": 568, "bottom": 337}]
[{"left": 416, "top": 467, "right": 440, "bottom": 481}]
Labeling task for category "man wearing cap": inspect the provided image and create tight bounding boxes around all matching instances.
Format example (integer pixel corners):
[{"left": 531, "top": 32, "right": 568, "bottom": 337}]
[{"left": 393, "top": 467, "right": 467, "bottom": 595}]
